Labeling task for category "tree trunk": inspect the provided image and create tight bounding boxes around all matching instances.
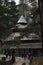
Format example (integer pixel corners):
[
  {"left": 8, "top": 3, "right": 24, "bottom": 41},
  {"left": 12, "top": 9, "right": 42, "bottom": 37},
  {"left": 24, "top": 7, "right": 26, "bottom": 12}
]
[{"left": 38, "top": 0, "right": 43, "bottom": 55}]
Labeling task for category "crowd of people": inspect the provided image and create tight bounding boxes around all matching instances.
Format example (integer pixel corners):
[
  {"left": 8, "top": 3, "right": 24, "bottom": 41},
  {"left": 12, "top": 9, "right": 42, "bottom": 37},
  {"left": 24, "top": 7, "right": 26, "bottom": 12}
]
[
  {"left": 3, "top": 49, "right": 15, "bottom": 63},
  {"left": 2, "top": 49, "right": 33, "bottom": 65}
]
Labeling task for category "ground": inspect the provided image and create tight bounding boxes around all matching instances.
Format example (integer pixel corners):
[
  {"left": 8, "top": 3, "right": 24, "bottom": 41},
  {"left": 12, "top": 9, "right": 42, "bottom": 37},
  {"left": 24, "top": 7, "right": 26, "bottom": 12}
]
[
  {"left": 0, "top": 55, "right": 43, "bottom": 65},
  {"left": 31, "top": 56, "right": 43, "bottom": 65},
  {"left": 14, "top": 56, "right": 43, "bottom": 65},
  {"left": 14, "top": 57, "right": 30, "bottom": 65}
]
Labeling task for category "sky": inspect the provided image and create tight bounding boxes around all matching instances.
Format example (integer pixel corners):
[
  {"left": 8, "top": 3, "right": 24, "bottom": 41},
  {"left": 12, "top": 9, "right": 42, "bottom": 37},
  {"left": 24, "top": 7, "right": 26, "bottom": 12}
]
[
  {"left": 9, "top": 0, "right": 19, "bottom": 5},
  {"left": 15, "top": 0, "right": 38, "bottom": 5},
  {"left": 9, "top": 0, "right": 38, "bottom": 5},
  {"left": 15, "top": 0, "right": 19, "bottom": 5}
]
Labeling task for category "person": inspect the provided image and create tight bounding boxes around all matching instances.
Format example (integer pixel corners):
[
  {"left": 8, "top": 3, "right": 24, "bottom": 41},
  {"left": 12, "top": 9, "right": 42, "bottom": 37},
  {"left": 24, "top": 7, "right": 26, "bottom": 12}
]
[
  {"left": 29, "top": 53, "right": 33, "bottom": 65},
  {"left": 11, "top": 50, "right": 15, "bottom": 63},
  {"left": 2, "top": 55, "right": 6, "bottom": 61},
  {"left": 24, "top": 53, "right": 26, "bottom": 59},
  {"left": 26, "top": 53, "right": 29, "bottom": 59}
]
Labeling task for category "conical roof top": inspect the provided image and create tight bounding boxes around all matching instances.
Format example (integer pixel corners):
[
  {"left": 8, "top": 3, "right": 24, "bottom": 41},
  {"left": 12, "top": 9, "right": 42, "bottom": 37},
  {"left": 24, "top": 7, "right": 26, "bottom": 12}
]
[{"left": 17, "top": 15, "right": 27, "bottom": 23}]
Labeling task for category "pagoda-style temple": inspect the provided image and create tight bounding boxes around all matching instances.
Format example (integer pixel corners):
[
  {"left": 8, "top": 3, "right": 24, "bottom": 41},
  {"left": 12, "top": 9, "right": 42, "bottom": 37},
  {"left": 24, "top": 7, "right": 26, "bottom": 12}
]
[{"left": 1, "top": 15, "right": 42, "bottom": 56}]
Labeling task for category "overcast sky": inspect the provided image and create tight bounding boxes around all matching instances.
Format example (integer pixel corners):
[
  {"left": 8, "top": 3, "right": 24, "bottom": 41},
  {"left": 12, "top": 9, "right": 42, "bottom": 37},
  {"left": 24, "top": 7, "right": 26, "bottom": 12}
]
[
  {"left": 9, "top": 0, "right": 38, "bottom": 5},
  {"left": 15, "top": 0, "right": 38, "bottom": 5},
  {"left": 9, "top": 0, "right": 19, "bottom": 5},
  {"left": 15, "top": 0, "right": 19, "bottom": 5}
]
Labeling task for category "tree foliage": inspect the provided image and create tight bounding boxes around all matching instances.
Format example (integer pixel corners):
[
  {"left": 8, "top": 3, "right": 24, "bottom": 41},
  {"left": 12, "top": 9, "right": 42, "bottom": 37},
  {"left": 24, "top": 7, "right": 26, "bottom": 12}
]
[
  {"left": 19, "top": 0, "right": 41, "bottom": 38},
  {"left": 0, "top": 0, "right": 19, "bottom": 39}
]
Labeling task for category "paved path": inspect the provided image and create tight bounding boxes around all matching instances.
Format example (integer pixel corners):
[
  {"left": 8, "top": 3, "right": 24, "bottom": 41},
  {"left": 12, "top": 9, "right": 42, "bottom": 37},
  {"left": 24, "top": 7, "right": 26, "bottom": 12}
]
[{"left": 13, "top": 57, "right": 30, "bottom": 65}]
